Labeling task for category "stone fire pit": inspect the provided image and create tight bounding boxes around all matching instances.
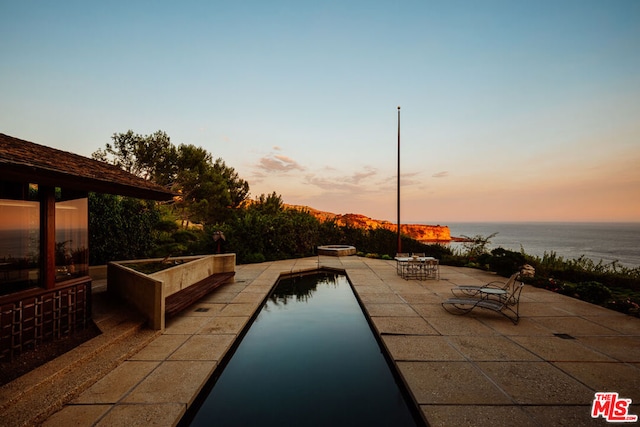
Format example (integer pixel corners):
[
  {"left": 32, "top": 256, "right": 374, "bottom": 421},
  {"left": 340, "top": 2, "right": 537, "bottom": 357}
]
[{"left": 317, "top": 245, "right": 357, "bottom": 256}]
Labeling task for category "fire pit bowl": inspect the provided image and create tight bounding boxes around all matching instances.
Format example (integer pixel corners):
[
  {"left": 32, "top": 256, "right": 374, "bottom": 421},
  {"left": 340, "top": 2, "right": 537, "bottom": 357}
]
[{"left": 317, "top": 245, "right": 357, "bottom": 257}]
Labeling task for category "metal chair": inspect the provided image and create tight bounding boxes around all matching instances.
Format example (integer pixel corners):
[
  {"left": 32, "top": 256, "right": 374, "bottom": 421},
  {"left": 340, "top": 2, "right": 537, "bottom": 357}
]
[
  {"left": 395, "top": 253, "right": 409, "bottom": 274},
  {"left": 425, "top": 258, "right": 439, "bottom": 279},
  {"left": 441, "top": 282, "right": 526, "bottom": 324},
  {"left": 401, "top": 259, "right": 427, "bottom": 280}
]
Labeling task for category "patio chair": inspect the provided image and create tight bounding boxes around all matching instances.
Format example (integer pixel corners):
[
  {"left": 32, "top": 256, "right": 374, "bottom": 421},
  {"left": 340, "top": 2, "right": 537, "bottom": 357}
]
[
  {"left": 425, "top": 258, "right": 439, "bottom": 280},
  {"left": 441, "top": 281, "right": 526, "bottom": 324},
  {"left": 402, "top": 259, "right": 427, "bottom": 280},
  {"left": 450, "top": 265, "right": 534, "bottom": 304},
  {"left": 450, "top": 271, "right": 521, "bottom": 304},
  {"left": 395, "top": 253, "right": 410, "bottom": 274}
]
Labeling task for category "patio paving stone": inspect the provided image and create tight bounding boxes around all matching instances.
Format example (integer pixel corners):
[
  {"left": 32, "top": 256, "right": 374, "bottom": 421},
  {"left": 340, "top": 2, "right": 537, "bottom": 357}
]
[
  {"left": 72, "top": 361, "right": 159, "bottom": 404},
  {"left": 523, "top": 406, "right": 611, "bottom": 426},
  {"left": 578, "top": 336, "right": 640, "bottom": 362},
  {"left": 168, "top": 334, "right": 235, "bottom": 361},
  {"left": 41, "top": 404, "right": 112, "bottom": 427},
  {"left": 129, "top": 334, "right": 189, "bottom": 361},
  {"left": 553, "top": 361, "right": 640, "bottom": 403},
  {"left": 422, "top": 405, "right": 539, "bottom": 427},
  {"left": 382, "top": 335, "right": 466, "bottom": 361},
  {"left": 371, "top": 316, "right": 439, "bottom": 335},
  {"left": 528, "top": 316, "right": 619, "bottom": 336},
  {"left": 509, "top": 336, "right": 618, "bottom": 362},
  {"left": 198, "top": 316, "right": 250, "bottom": 335},
  {"left": 95, "top": 403, "right": 185, "bottom": 427},
  {"left": 398, "top": 361, "right": 513, "bottom": 405},
  {"left": 364, "top": 303, "right": 419, "bottom": 317},
  {"left": 218, "top": 302, "right": 260, "bottom": 316},
  {"left": 477, "top": 361, "right": 595, "bottom": 405},
  {"left": 122, "top": 360, "right": 216, "bottom": 405},
  {"left": 446, "top": 335, "right": 542, "bottom": 361},
  {"left": 420, "top": 314, "right": 500, "bottom": 336}
]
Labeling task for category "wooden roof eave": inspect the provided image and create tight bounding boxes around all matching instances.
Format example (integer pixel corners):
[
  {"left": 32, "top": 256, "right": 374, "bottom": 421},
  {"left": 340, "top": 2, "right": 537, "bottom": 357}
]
[{"left": 0, "top": 162, "right": 175, "bottom": 201}]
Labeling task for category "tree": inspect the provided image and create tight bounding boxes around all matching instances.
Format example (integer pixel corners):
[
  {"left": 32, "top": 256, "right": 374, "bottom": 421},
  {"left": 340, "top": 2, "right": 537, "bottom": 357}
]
[
  {"left": 92, "top": 130, "right": 177, "bottom": 183},
  {"left": 460, "top": 232, "right": 498, "bottom": 263},
  {"left": 213, "top": 158, "right": 249, "bottom": 208},
  {"left": 92, "top": 131, "right": 250, "bottom": 227},
  {"left": 248, "top": 192, "right": 284, "bottom": 215},
  {"left": 173, "top": 144, "right": 246, "bottom": 226},
  {"left": 88, "top": 193, "right": 161, "bottom": 264}
]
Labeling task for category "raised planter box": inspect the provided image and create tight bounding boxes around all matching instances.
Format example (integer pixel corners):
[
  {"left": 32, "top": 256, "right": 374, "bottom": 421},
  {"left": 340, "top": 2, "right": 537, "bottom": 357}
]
[{"left": 107, "top": 254, "right": 235, "bottom": 330}]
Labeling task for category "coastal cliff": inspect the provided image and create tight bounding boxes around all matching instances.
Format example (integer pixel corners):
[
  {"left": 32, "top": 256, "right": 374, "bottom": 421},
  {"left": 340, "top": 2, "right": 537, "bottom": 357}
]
[{"left": 286, "top": 205, "right": 452, "bottom": 242}]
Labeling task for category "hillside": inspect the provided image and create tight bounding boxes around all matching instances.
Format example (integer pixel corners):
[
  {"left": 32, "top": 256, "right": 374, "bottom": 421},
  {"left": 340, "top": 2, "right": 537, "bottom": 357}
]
[{"left": 285, "top": 205, "right": 453, "bottom": 242}]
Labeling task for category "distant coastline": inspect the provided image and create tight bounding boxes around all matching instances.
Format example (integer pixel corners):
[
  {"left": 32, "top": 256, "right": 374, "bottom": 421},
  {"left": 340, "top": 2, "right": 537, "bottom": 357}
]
[
  {"left": 443, "top": 222, "right": 640, "bottom": 268},
  {"left": 286, "top": 205, "right": 455, "bottom": 242}
]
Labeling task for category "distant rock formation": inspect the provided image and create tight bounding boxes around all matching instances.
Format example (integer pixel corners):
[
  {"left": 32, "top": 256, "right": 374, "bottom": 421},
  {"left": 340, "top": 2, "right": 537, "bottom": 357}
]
[{"left": 285, "top": 205, "right": 453, "bottom": 242}]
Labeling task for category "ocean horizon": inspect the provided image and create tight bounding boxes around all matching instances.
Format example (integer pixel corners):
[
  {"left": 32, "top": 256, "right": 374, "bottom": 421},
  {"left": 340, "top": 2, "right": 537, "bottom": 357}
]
[{"left": 421, "top": 221, "right": 640, "bottom": 268}]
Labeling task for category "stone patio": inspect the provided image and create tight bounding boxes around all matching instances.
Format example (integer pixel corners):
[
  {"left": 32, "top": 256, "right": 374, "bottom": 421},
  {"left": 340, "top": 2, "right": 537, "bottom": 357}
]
[{"left": 2, "top": 255, "right": 639, "bottom": 426}]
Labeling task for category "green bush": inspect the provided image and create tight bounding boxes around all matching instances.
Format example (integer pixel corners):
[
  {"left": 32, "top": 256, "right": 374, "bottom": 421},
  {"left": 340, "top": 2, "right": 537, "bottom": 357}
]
[
  {"left": 486, "top": 248, "right": 526, "bottom": 277},
  {"left": 244, "top": 253, "right": 266, "bottom": 264},
  {"left": 574, "top": 281, "right": 612, "bottom": 304},
  {"left": 606, "top": 297, "right": 640, "bottom": 317}
]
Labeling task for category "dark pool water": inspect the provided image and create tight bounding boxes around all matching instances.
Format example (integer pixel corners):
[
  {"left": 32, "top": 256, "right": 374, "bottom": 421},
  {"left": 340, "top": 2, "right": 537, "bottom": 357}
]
[{"left": 184, "top": 271, "right": 423, "bottom": 427}]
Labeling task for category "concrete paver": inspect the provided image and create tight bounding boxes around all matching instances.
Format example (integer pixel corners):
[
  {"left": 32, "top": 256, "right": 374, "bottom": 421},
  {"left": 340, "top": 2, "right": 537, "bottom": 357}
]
[
  {"left": 72, "top": 361, "right": 160, "bottom": 404},
  {"left": 13, "top": 256, "right": 640, "bottom": 426}
]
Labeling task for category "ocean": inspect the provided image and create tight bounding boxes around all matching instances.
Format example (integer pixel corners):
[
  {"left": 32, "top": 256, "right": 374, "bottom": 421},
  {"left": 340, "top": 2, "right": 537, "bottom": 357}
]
[{"left": 437, "top": 222, "right": 640, "bottom": 268}]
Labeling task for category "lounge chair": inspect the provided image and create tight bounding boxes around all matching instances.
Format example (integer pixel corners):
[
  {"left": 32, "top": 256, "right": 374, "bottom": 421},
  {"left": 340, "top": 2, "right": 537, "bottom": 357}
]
[
  {"left": 441, "top": 281, "right": 526, "bottom": 324},
  {"left": 450, "top": 264, "right": 535, "bottom": 304},
  {"left": 451, "top": 271, "right": 521, "bottom": 304}
]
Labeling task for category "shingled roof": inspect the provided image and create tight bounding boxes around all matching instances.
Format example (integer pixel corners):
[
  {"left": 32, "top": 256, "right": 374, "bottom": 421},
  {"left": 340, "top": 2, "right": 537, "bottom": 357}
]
[{"left": 0, "top": 133, "right": 175, "bottom": 200}]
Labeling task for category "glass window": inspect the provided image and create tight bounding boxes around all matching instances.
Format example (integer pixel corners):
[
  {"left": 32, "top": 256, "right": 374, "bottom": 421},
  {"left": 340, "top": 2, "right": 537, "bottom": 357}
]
[
  {"left": 55, "top": 195, "right": 88, "bottom": 282},
  {"left": 0, "top": 183, "right": 40, "bottom": 295}
]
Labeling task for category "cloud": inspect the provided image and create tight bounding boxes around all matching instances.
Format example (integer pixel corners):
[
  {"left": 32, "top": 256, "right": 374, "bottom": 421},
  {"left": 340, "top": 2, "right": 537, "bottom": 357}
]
[
  {"left": 257, "top": 154, "right": 305, "bottom": 172},
  {"left": 432, "top": 171, "right": 449, "bottom": 178},
  {"left": 347, "top": 167, "right": 377, "bottom": 184},
  {"left": 273, "top": 146, "right": 282, "bottom": 151},
  {"left": 305, "top": 175, "right": 361, "bottom": 192},
  {"left": 303, "top": 166, "right": 379, "bottom": 192}
]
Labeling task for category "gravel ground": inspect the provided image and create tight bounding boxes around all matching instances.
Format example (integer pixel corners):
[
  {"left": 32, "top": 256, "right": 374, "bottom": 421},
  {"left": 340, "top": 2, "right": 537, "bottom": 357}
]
[{"left": 0, "top": 323, "right": 101, "bottom": 386}]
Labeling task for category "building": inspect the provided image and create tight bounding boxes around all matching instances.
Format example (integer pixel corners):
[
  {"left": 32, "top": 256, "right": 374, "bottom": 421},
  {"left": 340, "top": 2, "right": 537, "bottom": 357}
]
[{"left": 0, "top": 133, "right": 174, "bottom": 361}]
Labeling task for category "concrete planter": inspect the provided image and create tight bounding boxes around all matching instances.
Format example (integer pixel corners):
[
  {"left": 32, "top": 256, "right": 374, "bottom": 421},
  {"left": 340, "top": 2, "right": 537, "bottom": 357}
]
[{"left": 107, "top": 254, "right": 235, "bottom": 330}]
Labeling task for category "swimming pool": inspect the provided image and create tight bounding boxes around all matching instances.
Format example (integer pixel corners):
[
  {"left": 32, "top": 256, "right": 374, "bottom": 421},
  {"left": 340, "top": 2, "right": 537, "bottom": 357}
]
[{"left": 182, "top": 271, "right": 424, "bottom": 426}]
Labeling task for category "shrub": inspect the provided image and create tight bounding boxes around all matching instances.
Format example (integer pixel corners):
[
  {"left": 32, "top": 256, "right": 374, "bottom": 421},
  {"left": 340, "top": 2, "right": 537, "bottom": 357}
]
[
  {"left": 487, "top": 248, "right": 526, "bottom": 277},
  {"left": 244, "top": 253, "right": 266, "bottom": 264},
  {"left": 606, "top": 297, "right": 640, "bottom": 317},
  {"left": 574, "top": 281, "right": 613, "bottom": 304}
]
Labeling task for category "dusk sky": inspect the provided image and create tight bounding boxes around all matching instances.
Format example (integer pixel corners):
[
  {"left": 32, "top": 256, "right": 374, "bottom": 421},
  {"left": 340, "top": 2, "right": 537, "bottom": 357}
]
[{"left": 1, "top": 1, "right": 639, "bottom": 223}]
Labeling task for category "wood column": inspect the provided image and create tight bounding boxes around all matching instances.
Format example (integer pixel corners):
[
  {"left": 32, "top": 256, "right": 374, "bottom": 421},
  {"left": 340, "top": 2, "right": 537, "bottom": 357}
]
[{"left": 40, "top": 186, "right": 56, "bottom": 289}]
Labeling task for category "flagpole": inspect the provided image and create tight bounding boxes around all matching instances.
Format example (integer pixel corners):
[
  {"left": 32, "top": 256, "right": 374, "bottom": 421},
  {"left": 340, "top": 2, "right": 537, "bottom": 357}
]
[{"left": 397, "top": 106, "right": 401, "bottom": 254}]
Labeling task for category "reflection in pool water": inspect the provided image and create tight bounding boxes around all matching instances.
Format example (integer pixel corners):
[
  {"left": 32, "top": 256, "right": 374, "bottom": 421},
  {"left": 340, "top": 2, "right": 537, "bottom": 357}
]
[{"left": 184, "top": 271, "right": 423, "bottom": 426}]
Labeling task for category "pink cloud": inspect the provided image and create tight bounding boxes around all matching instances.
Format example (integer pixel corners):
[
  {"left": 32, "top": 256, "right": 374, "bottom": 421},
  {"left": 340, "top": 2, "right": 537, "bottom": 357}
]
[{"left": 257, "top": 154, "right": 304, "bottom": 172}]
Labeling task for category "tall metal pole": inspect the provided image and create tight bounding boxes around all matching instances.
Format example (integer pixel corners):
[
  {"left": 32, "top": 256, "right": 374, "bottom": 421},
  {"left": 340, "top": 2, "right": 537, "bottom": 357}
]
[{"left": 397, "top": 106, "right": 401, "bottom": 254}]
